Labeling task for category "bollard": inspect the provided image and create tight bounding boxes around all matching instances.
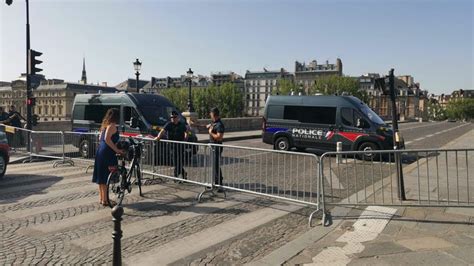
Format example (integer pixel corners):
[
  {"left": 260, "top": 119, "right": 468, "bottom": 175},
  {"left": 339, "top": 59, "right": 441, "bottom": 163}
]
[
  {"left": 336, "top": 142, "right": 342, "bottom": 164},
  {"left": 112, "top": 205, "right": 124, "bottom": 266}
]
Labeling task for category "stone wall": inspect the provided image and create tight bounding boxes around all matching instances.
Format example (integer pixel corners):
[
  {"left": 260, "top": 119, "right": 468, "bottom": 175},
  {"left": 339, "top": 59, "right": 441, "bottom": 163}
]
[
  {"left": 195, "top": 117, "right": 262, "bottom": 133},
  {"left": 33, "top": 121, "right": 72, "bottom": 132}
]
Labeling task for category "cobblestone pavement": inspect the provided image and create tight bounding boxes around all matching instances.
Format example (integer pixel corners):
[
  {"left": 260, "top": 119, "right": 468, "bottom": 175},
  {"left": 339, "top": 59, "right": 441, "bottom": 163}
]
[{"left": 0, "top": 161, "right": 314, "bottom": 265}]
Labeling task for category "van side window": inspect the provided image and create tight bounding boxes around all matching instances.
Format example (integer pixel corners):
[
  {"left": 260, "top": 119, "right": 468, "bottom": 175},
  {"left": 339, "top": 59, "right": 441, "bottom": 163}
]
[
  {"left": 341, "top": 108, "right": 354, "bottom": 127},
  {"left": 284, "top": 106, "right": 336, "bottom": 125},
  {"left": 341, "top": 108, "right": 370, "bottom": 128},
  {"left": 73, "top": 105, "right": 85, "bottom": 120},
  {"left": 84, "top": 105, "right": 120, "bottom": 124},
  {"left": 267, "top": 105, "right": 284, "bottom": 119},
  {"left": 123, "top": 107, "right": 133, "bottom": 122}
]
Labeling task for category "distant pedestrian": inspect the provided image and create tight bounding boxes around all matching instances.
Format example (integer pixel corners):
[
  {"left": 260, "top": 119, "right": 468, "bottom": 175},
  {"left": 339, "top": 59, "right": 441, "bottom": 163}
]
[
  {"left": 155, "top": 110, "right": 188, "bottom": 181},
  {"left": 8, "top": 105, "right": 25, "bottom": 128},
  {"left": 92, "top": 108, "right": 124, "bottom": 206},
  {"left": 207, "top": 107, "right": 225, "bottom": 191},
  {"left": 6, "top": 106, "right": 26, "bottom": 147},
  {"left": 0, "top": 107, "right": 9, "bottom": 123}
]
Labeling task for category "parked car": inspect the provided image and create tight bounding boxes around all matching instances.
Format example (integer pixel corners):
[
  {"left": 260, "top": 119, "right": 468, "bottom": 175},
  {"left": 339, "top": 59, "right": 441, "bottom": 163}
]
[
  {"left": 0, "top": 130, "right": 10, "bottom": 178},
  {"left": 262, "top": 95, "right": 403, "bottom": 160}
]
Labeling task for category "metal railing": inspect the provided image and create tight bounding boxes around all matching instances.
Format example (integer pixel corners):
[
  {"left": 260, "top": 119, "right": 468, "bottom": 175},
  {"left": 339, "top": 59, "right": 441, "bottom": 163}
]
[
  {"left": 4, "top": 128, "right": 322, "bottom": 225},
  {"left": 319, "top": 149, "right": 474, "bottom": 221}
]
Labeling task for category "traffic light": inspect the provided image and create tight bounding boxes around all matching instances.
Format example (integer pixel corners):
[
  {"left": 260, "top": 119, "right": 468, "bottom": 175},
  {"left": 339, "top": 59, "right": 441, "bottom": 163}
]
[
  {"left": 28, "top": 49, "right": 43, "bottom": 75},
  {"left": 32, "top": 114, "right": 39, "bottom": 126},
  {"left": 26, "top": 97, "right": 36, "bottom": 106},
  {"left": 5, "top": 0, "right": 13, "bottom": 5}
]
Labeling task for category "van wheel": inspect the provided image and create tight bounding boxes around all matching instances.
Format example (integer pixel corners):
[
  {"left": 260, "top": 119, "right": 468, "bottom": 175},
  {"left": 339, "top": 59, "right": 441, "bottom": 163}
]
[
  {"left": 79, "top": 139, "right": 93, "bottom": 159},
  {"left": 274, "top": 137, "right": 290, "bottom": 151},
  {"left": 358, "top": 142, "right": 379, "bottom": 161}
]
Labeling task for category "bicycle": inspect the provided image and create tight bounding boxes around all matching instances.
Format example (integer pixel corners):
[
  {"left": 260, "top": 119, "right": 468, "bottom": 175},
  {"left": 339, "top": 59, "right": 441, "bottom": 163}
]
[{"left": 106, "top": 137, "right": 144, "bottom": 208}]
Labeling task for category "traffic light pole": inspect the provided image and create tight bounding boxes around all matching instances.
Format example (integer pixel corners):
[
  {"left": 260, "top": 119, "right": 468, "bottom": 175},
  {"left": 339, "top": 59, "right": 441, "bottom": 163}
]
[
  {"left": 389, "top": 69, "right": 406, "bottom": 200},
  {"left": 26, "top": 0, "right": 32, "bottom": 130}
]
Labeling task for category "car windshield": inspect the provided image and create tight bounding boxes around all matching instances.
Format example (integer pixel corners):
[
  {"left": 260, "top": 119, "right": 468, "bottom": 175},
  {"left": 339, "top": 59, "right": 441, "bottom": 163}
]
[
  {"left": 138, "top": 105, "right": 177, "bottom": 126},
  {"left": 361, "top": 105, "right": 385, "bottom": 125}
]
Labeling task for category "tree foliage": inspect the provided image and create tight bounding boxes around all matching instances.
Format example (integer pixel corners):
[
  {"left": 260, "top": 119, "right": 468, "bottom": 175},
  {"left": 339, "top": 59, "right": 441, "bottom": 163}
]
[
  {"left": 309, "top": 75, "right": 368, "bottom": 102},
  {"left": 161, "top": 82, "right": 244, "bottom": 119},
  {"left": 446, "top": 99, "right": 474, "bottom": 121},
  {"left": 272, "top": 79, "right": 303, "bottom": 96},
  {"left": 427, "top": 101, "right": 447, "bottom": 121}
]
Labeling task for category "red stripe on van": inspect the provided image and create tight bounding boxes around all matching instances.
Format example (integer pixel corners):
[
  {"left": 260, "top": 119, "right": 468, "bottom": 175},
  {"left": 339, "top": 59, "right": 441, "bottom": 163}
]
[{"left": 338, "top": 132, "right": 367, "bottom": 142}]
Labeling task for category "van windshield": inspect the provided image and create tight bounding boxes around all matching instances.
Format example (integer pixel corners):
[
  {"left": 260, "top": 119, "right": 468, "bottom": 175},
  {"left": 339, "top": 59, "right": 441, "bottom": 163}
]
[
  {"left": 138, "top": 105, "right": 176, "bottom": 126},
  {"left": 361, "top": 105, "right": 385, "bottom": 125}
]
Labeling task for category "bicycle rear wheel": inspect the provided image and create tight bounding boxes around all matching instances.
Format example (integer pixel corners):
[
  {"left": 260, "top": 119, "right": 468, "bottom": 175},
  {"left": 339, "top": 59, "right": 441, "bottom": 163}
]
[
  {"left": 106, "top": 171, "right": 124, "bottom": 208},
  {"left": 134, "top": 165, "right": 143, "bottom": 197}
]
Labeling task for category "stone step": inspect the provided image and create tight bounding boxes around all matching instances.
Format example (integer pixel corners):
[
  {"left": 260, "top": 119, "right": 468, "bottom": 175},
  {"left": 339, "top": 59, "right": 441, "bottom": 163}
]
[
  {"left": 125, "top": 202, "right": 301, "bottom": 265},
  {"left": 71, "top": 192, "right": 255, "bottom": 251}
]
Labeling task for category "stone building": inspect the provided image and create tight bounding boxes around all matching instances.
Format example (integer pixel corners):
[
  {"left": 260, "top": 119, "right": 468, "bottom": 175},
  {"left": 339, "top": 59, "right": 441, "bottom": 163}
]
[
  {"left": 140, "top": 75, "right": 211, "bottom": 94},
  {"left": 244, "top": 68, "right": 293, "bottom": 116},
  {"left": 294, "top": 58, "right": 343, "bottom": 91},
  {"left": 210, "top": 72, "right": 244, "bottom": 90},
  {"left": 115, "top": 78, "right": 149, "bottom": 92},
  {"left": 356, "top": 74, "right": 424, "bottom": 121},
  {"left": 0, "top": 62, "right": 116, "bottom": 122}
]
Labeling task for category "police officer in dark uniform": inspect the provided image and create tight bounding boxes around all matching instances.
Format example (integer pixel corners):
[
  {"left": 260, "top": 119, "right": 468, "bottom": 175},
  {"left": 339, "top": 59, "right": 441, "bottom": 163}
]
[
  {"left": 7, "top": 105, "right": 26, "bottom": 147},
  {"left": 207, "top": 107, "right": 225, "bottom": 191},
  {"left": 155, "top": 111, "right": 188, "bottom": 181}
]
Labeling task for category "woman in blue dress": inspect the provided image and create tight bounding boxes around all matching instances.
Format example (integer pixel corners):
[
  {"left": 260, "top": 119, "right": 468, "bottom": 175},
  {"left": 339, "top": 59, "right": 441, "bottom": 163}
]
[{"left": 92, "top": 108, "right": 124, "bottom": 206}]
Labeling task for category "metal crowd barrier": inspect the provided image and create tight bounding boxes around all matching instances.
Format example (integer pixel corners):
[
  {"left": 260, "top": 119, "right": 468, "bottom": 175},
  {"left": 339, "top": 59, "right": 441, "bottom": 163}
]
[
  {"left": 2, "top": 126, "right": 31, "bottom": 159},
  {"left": 140, "top": 138, "right": 213, "bottom": 188},
  {"left": 8, "top": 129, "right": 324, "bottom": 225},
  {"left": 319, "top": 149, "right": 474, "bottom": 222},
  {"left": 137, "top": 139, "right": 322, "bottom": 225}
]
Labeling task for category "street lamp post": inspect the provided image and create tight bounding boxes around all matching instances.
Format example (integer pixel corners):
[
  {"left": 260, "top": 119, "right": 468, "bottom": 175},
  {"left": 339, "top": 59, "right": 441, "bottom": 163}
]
[
  {"left": 187, "top": 68, "right": 194, "bottom": 112},
  {"left": 133, "top": 59, "right": 141, "bottom": 93}
]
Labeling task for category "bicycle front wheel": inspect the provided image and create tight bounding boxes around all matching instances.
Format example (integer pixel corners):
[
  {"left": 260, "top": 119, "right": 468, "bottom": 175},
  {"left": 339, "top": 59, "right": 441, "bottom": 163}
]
[{"left": 106, "top": 171, "right": 124, "bottom": 208}]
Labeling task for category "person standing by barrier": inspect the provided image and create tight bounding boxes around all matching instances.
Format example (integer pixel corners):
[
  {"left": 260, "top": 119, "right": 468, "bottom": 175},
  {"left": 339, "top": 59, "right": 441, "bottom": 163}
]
[
  {"left": 207, "top": 107, "right": 225, "bottom": 191},
  {"left": 155, "top": 111, "right": 188, "bottom": 181},
  {"left": 92, "top": 108, "right": 124, "bottom": 206},
  {"left": 7, "top": 106, "right": 26, "bottom": 147},
  {"left": 0, "top": 107, "right": 9, "bottom": 123}
]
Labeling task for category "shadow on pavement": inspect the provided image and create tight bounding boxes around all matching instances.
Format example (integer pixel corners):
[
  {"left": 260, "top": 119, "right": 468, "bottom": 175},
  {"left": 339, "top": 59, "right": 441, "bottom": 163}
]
[{"left": 0, "top": 174, "right": 63, "bottom": 205}]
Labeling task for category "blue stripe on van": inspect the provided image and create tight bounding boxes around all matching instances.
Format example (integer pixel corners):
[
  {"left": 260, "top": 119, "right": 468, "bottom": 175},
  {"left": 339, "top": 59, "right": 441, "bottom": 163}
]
[{"left": 266, "top": 127, "right": 289, "bottom": 133}]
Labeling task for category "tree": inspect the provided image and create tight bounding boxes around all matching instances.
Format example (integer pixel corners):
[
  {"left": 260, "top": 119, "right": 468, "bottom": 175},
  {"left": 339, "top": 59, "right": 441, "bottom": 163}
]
[
  {"left": 309, "top": 75, "right": 369, "bottom": 102},
  {"left": 161, "top": 83, "right": 244, "bottom": 118},
  {"left": 272, "top": 79, "right": 302, "bottom": 95},
  {"left": 446, "top": 98, "right": 474, "bottom": 121},
  {"left": 427, "top": 100, "right": 447, "bottom": 121}
]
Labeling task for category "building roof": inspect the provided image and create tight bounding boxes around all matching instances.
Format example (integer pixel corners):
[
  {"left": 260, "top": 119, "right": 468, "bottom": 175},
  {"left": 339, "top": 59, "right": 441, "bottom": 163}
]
[{"left": 115, "top": 79, "right": 149, "bottom": 91}]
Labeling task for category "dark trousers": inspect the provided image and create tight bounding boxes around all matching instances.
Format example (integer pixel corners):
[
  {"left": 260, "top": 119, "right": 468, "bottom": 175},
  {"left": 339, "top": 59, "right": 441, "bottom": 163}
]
[
  {"left": 7, "top": 132, "right": 24, "bottom": 148},
  {"left": 171, "top": 143, "right": 185, "bottom": 178},
  {"left": 212, "top": 146, "right": 223, "bottom": 185}
]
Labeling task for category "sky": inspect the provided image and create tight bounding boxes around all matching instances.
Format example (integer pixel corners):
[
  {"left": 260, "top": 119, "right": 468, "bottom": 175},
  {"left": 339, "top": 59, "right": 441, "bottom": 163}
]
[{"left": 0, "top": 0, "right": 472, "bottom": 94}]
